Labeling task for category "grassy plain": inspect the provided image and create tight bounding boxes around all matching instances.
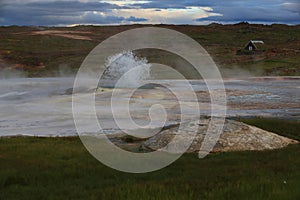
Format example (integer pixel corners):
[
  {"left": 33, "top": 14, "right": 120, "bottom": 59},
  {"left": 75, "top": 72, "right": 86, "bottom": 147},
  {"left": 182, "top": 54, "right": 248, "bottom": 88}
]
[
  {"left": 0, "top": 23, "right": 299, "bottom": 77},
  {"left": 0, "top": 118, "right": 299, "bottom": 200}
]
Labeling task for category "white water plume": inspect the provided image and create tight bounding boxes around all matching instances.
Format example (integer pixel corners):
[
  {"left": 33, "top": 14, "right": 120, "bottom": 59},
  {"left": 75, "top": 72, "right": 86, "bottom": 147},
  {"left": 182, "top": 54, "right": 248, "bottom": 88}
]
[{"left": 103, "top": 51, "right": 151, "bottom": 88}]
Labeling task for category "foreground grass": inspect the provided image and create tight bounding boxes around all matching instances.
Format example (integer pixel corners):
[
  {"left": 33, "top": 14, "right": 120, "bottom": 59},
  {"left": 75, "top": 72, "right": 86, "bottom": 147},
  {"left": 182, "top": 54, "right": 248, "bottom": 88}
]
[
  {"left": 238, "top": 117, "right": 300, "bottom": 141},
  {"left": 0, "top": 118, "right": 300, "bottom": 200}
]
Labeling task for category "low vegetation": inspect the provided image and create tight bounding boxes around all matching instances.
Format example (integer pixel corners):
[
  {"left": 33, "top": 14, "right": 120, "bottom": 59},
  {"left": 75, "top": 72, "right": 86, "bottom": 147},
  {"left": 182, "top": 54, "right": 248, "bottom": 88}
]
[
  {"left": 0, "top": 23, "right": 299, "bottom": 77},
  {"left": 0, "top": 118, "right": 299, "bottom": 199},
  {"left": 238, "top": 117, "right": 300, "bottom": 141}
]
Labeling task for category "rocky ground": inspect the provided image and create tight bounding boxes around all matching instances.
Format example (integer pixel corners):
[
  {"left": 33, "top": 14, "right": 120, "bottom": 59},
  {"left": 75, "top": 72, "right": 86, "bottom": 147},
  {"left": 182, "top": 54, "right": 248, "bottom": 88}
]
[{"left": 112, "top": 118, "right": 298, "bottom": 153}]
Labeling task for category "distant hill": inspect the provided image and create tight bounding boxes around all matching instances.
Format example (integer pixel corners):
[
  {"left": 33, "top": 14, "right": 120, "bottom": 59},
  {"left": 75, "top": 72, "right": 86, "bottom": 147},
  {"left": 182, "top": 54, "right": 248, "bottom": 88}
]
[{"left": 0, "top": 23, "right": 299, "bottom": 77}]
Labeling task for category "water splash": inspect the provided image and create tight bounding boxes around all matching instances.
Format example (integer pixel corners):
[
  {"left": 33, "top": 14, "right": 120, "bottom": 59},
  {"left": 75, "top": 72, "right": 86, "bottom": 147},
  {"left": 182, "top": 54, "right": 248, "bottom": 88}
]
[{"left": 102, "top": 51, "right": 151, "bottom": 88}]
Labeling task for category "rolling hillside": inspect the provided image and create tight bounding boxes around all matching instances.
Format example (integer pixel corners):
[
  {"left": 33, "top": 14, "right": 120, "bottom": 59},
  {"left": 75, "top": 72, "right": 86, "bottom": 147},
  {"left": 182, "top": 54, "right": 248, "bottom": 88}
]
[{"left": 0, "top": 23, "right": 299, "bottom": 77}]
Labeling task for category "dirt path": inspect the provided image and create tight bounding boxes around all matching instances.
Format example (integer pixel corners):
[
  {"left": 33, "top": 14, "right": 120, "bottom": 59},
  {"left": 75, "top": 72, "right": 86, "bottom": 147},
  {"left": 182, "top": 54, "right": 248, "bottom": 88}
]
[{"left": 30, "top": 30, "right": 93, "bottom": 40}]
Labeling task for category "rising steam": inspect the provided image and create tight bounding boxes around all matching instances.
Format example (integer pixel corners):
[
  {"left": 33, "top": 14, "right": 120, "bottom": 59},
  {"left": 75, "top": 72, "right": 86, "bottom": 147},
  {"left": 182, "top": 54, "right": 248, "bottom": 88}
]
[{"left": 102, "top": 51, "right": 151, "bottom": 88}]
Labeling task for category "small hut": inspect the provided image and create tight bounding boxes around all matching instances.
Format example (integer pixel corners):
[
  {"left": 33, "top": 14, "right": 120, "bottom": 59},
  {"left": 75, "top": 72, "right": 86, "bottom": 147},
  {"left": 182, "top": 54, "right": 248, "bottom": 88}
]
[{"left": 245, "top": 40, "right": 264, "bottom": 51}]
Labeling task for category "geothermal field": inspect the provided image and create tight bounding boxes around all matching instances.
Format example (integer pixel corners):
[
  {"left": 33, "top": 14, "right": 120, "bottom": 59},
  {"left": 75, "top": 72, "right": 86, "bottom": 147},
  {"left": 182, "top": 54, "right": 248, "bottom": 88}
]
[
  {"left": 0, "top": 36, "right": 299, "bottom": 139},
  {"left": 0, "top": 25, "right": 299, "bottom": 199},
  {"left": 0, "top": 50, "right": 299, "bottom": 142},
  {"left": 0, "top": 76, "right": 299, "bottom": 137}
]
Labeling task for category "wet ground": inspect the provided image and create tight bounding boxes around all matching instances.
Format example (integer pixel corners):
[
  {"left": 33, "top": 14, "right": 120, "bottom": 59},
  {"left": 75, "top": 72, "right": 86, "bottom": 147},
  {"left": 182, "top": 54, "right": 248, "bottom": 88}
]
[{"left": 0, "top": 77, "right": 299, "bottom": 136}]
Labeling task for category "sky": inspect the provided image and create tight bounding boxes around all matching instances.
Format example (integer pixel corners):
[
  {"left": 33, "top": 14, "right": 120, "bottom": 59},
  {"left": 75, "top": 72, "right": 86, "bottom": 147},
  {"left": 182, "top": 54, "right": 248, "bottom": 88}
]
[{"left": 0, "top": 0, "right": 299, "bottom": 26}]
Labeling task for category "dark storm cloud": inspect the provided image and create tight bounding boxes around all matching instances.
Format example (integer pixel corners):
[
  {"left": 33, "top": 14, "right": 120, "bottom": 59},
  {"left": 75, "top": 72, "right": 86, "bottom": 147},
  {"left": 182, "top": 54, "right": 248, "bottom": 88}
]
[
  {"left": 282, "top": 1, "right": 300, "bottom": 15},
  {"left": 130, "top": 0, "right": 299, "bottom": 24},
  {"left": 130, "top": 0, "right": 280, "bottom": 9},
  {"left": 130, "top": 0, "right": 300, "bottom": 24},
  {"left": 0, "top": 0, "right": 299, "bottom": 26},
  {"left": 0, "top": 0, "right": 146, "bottom": 25},
  {"left": 194, "top": 0, "right": 300, "bottom": 24}
]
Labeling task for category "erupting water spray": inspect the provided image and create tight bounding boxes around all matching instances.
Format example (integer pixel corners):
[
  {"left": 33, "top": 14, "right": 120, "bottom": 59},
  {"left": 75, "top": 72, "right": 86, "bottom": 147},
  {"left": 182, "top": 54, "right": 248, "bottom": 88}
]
[{"left": 102, "top": 51, "right": 151, "bottom": 88}]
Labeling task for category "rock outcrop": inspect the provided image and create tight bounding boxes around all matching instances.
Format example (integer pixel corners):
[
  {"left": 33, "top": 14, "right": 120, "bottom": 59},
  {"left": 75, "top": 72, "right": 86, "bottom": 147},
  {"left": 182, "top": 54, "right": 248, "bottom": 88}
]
[{"left": 142, "top": 119, "right": 298, "bottom": 153}]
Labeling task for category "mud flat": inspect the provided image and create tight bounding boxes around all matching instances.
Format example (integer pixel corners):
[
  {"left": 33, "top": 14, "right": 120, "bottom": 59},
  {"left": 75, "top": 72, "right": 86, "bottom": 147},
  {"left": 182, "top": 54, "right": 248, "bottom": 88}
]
[{"left": 0, "top": 77, "right": 299, "bottom": 137}]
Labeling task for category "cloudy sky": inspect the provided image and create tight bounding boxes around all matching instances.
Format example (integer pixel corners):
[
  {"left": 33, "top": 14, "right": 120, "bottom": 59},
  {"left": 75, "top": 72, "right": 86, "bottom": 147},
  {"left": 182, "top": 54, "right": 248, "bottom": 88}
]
[{"left": 0, "top": 0, "right": 299, "bottom": 26}]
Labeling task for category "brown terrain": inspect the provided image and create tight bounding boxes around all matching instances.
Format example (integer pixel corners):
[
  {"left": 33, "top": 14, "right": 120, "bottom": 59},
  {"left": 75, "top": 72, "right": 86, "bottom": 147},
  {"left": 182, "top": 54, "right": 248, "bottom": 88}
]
[{"left": 0, "top": 23, "right": 299, "bottom": 77}]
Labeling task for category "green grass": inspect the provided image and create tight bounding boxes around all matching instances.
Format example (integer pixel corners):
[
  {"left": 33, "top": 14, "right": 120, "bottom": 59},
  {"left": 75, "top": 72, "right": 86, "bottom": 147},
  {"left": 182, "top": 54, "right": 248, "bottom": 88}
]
[
  {"left": 0, "top": 118, "right": 300, "bottom": 199},
  {"left": 1, "top": 24, "right": 299, "bottom": 77},
  {"left": 237, "top": 117, "right": 300, "bottom": 141}
]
